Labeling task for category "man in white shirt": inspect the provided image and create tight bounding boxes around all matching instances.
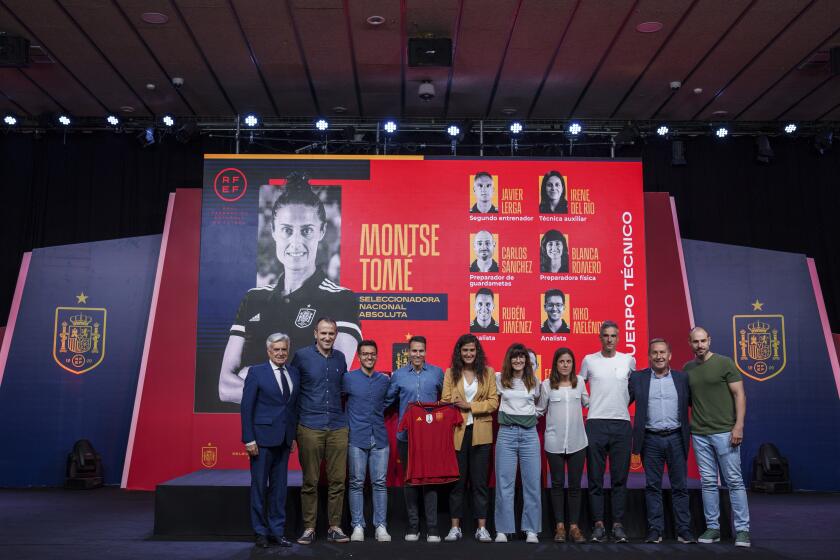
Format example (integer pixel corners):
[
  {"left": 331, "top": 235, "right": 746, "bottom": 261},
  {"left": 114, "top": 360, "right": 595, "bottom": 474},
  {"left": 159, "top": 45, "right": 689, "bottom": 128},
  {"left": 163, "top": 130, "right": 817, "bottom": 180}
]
[{"left": 579, "top": 320, "right": 636, "bottom": 543}]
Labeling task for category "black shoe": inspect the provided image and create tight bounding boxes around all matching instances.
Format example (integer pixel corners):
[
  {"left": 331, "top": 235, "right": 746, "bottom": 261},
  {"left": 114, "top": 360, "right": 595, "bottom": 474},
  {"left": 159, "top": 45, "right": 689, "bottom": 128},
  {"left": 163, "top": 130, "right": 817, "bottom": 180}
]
[
  {"left": 612, "top": 525, "right": 629, "bottom": 543},
  {"left": 255, "top": 534, "right": 271, "bottom": 548},
  {"left": 677, "top": 530, "right": 697, "bottom": 544},
  {"left": 275, "top": 536, "right": 293, "bottom": 547},
  {"left": 591, "top": 525, "right": 607, "bottom": 542},
  {"left": 328, "top": 527, "right": 350, "bottom": 543},
  {"left": 645, "top": 530, "right": 662, "bottom": 544}
]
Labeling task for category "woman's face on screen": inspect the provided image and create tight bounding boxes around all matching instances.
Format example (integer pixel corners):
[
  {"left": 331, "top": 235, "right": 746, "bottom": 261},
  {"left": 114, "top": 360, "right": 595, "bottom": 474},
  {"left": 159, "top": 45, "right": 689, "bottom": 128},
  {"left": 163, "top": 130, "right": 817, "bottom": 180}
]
[
  {"left": 272, "top": 204, "right": 326, "bottom": 273},
  {"left": 546, "top": 175, "right": 564, "bottom": 203}
]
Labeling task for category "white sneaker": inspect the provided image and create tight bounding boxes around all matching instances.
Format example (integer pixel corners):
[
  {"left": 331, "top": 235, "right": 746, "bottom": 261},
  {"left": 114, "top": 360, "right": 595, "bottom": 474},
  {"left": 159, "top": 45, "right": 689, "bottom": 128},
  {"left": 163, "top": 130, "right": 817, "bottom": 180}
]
[
  {"left": 350, "top": 526, "right": 365, "bottom": 542},
  {"left": 427, "top": 534, "right": 441, "bottom": 543},
  {"left": 404, "top": 532, "right": 420, "bottom": 542},
  {"left": 444, "top": 527, "right": 462, "bottom": 542},
  {"left": 526, "top": 531, "right": 539, "bottom": 543},
  {"left": 495, "top": 532, "right": 508, "bottom": 543},
  {"left": 475, "top": 526, "right": 492, "bottom": 542},
  {"left": 375, "top": 525, "right": 391, "bottom": 542}
]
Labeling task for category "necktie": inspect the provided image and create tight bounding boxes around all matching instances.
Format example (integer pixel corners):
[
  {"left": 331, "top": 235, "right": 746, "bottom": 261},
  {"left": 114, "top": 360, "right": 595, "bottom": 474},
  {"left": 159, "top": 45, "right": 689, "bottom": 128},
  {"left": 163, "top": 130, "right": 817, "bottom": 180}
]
[{"left": 279, "top": 367, "right": 291, "bottom": 402}]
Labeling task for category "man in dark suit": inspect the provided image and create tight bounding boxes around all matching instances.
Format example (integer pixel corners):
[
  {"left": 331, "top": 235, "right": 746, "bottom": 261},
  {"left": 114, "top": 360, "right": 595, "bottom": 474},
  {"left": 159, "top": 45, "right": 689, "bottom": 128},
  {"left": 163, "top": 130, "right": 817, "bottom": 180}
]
[
  {"left": 629, "top": 338, "right": 695, "bottom": 544},
  {"left": 241, "top": 332, "right": 300, "bottom": 548}
]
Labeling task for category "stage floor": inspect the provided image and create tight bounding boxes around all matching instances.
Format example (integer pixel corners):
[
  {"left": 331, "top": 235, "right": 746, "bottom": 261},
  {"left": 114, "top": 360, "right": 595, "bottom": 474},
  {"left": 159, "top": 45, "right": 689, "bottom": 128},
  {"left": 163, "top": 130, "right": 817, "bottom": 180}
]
[{"left": 0, "top": 487, "right": 837, "bottom": 560}]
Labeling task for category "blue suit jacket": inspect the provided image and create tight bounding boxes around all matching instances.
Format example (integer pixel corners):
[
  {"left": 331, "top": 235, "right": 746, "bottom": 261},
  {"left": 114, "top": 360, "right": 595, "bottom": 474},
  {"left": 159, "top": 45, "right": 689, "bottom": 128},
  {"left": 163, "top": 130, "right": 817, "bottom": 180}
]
[
  {"left": 628, "top": 368, "right": 691, "bottom": 455},
  {"left": 241, "top": 362, "right": 300, "bottom": 447}
]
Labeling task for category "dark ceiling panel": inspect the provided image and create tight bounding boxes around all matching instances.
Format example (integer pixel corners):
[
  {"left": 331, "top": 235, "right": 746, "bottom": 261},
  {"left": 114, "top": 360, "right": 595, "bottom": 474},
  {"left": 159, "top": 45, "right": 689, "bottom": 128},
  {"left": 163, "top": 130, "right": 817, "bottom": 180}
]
[
  {"left": 174, "top": 0, "right": 275, "bottom": 116},
  {"left": 614, "top": 0, "right": 750, "bottom": 120},
  {"left": 290, "top": 0, "right": 359, "bottom": 116},
  {"left": 4, "top": 0, "right": 149, "bottom": 115},
  {"left": 58, "top": 0, "right": 192, "bottom": 117},
  {"left": 488, "top": 0, "right": 576, "bottom": 119},
  {"left": 530, "top": 0, "right": 635, "bottom": 119},
  {"left": 233, "top": 0, "right": 317, "bottom": 116},
  {"left": 403, "top": 0, "right": 459, "bottom": 118},
  {"left": 0, "top": 70, "right": 63, "bottom": 115},
  {"left": 345, "top": 0, "right": 402, "bottom": 118},
  {"left": 445, "top": 0, "right": 519, "bottom": 117},
  {"left": 698, "top": 0, "right": 840, "bottom": 121},
  {"left": 117, "top": 0, "right": 234, "bottom": 115},
  {"left": 656, "top": 0, "right": 810, "bottom": 121},
  {"left": 781, "top": 74, "right": 840, "bottom": 121},
  {"left": 574, "top": 0, "right": 692, "bottom": 118}
]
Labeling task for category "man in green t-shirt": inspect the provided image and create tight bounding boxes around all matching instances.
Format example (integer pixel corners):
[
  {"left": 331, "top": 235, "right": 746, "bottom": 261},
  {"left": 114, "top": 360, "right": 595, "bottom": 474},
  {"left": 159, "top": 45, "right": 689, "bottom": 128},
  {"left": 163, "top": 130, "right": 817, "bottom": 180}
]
[{"left": 684, "top": 327, "right": 751, "bottom": 548}]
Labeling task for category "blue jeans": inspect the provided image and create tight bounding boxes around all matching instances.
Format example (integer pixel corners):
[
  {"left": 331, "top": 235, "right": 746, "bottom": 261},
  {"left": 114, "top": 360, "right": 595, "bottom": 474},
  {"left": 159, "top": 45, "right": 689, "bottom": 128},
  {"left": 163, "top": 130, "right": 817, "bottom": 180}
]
[
  {"left": 642, "top": 431, "right": 690, "bottom": 533},
  {"left": 494, "top": 425, "right": 542, "bottom": 534},
  {"left": 348, "top": 444, "right": 389, "bottom": 529},
  {"left": 692, "top": 433, "right": 750, "bottom": 532}
]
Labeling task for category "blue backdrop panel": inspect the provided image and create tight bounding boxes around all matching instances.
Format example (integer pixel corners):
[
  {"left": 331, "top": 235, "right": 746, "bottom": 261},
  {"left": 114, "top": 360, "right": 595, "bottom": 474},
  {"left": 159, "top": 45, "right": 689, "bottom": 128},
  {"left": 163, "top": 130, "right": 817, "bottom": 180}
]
[
  {"left": 0, "top": 235, "right": 160, "bottom": 486},
  {"left": 682, "top": 239, "right": 840, "bottom": 491}
]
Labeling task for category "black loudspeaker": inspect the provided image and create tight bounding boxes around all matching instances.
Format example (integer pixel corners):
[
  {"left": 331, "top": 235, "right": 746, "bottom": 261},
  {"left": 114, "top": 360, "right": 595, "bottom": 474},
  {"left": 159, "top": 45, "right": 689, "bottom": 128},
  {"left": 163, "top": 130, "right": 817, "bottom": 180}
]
[
  {"left": 830, "top": 47, "right": 840, "bottom": 76},
  {"left": 408, "top": 38, "right": 452, "bottom": 67},
  {"left": 750, "top": 442, "right": 791, "bottom": 493},
  {"left": 0, "top": 35, "right": 30, "bottom": 67}
]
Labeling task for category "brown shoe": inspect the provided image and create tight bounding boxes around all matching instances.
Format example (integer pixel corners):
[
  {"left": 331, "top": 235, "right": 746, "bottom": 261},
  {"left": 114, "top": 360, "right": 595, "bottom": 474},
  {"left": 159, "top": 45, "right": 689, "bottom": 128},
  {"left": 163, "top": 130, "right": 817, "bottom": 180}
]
[
  {"left": 569, "top": 526, "right": 586, "bottom": 544},
  {"left": 554, "top": 527, "right": 566, "bottom": 543}
]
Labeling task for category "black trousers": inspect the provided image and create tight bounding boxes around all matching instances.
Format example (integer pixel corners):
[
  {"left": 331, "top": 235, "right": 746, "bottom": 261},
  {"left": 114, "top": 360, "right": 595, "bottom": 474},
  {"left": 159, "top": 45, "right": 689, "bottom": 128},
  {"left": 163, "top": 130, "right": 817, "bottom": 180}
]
[
  {"left": 398, "top": 439, "right": 439, "bottom": 534},
  {"left": 545, "top": 447, "right": 587, "bottom": 525},
  {"left": 586, "top": 419, "right": 632, "bottom": 524},
  {"left": 449, "top": 425, "right": 490, "bottom": 520}
]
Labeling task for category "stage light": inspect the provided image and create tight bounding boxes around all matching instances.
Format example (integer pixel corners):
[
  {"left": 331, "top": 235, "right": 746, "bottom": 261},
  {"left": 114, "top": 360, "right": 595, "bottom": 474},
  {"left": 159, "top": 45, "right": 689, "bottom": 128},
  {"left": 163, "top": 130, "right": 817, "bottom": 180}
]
[
  {"left": 3, "top": 114, "right": 18, "bottom": 126},
  {"left": 58, "top": 115, "right": 71, "bottom": 126},
  {"left": 656, "top": 125, "right": 669, "bottom": 137},
  {"left": 243, "top": 114, "right": 259, "bottom": 128},
  {"left": 614, "top": 123, "right": 640, "bottom": 145},
  {"left": 383, "top": 120, "right": 398, "bottom": 134},
  {"left": 509, "top": 122, "right": 523, "bottom": 135},
  {"left": 814, "top": 129, "right": 833, "bottom": 155},
  {"left": 106, "top": 115, "right": 120, "bottom": 127},
  {"left": 161, "top": 115, "right": 175, "bottom": 128},
  {"left": 567, "top": 121, "right": 582, "bottom": 136},
  {"left": 137, "top": 127, "right": 156, "bottom": 148},
  {"left": 315, "top": 119, "right": 329, "bottom": 131},
  {"left": 446, "top": 124, "right": 460, "bottom": 137},
  {"left": 756, "top": 135, "right": 774, "bottom": 164},
  {"left": 784, "top": 123, "right": 797, "bottom": 135},
  {"left": 714, "top": 125, "right": 729, "bottom": 139}
]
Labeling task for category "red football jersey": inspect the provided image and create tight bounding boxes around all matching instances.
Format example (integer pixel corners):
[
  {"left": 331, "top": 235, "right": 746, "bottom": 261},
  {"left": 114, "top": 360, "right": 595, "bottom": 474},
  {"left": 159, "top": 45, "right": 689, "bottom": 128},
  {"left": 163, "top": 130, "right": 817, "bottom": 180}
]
[{"left": 397, "top": 402, "right": 463, "bottom": 485}]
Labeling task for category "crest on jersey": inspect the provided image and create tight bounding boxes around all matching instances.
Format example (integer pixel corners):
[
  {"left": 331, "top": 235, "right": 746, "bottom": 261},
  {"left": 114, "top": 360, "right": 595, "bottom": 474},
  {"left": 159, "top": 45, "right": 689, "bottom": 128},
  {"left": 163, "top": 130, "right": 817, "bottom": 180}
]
[
  {"left": 295, "top": 306, "right": 316, "bottom": 328},
  {"left": 425, "top": 413, "right": 433, "bottom": 424}
]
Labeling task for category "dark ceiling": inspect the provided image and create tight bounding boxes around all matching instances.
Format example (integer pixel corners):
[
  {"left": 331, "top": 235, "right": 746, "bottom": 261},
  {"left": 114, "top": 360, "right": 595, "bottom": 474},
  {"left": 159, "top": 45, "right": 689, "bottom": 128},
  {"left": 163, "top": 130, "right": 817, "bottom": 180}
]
[{"left": 1, "top": 0, "right": 839, "bottom": 122}]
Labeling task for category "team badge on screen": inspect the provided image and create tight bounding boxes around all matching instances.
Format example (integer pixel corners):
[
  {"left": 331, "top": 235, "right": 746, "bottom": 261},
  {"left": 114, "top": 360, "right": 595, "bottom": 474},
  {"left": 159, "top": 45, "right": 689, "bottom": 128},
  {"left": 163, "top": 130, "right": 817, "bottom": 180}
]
[
  {"left": 53, "top": 302, "right": 107, "bottom": 375},
  {"left": 294, "top": 307, "right": 317, "bottom": 328},
  {"left": 201, "top": 443, "right": 218, "bottom": 468},
  {"left": 732, "top": 313, "right": 786, "bottom": 382}
]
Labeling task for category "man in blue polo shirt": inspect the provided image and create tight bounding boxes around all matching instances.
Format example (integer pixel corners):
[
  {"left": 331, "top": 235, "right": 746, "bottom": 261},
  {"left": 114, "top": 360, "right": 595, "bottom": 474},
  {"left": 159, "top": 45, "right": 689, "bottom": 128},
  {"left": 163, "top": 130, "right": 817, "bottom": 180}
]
[
  {"left": 292, "top": 317, "right": 350, "bottom": 545},
  {"left": 343, "top": 340, "right": 391, "bottom": 543},
  {"left": 384, "top": 335, "right": 444, "bottom": 543}
]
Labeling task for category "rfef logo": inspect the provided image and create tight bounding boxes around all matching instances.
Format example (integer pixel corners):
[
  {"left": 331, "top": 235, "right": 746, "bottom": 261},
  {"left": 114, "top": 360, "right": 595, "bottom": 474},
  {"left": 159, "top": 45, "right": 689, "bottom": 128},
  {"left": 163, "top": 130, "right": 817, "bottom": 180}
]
[{"left": 213, "top": 167, "right": 248, "bottom": 202}]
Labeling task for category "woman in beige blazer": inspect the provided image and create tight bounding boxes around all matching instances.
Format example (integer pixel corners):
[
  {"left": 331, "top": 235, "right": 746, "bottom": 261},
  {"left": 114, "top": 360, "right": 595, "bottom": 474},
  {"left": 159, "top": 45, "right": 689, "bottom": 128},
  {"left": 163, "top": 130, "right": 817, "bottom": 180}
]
[{"left": 441, "top": 334, "right": 499, "bottom": 542}]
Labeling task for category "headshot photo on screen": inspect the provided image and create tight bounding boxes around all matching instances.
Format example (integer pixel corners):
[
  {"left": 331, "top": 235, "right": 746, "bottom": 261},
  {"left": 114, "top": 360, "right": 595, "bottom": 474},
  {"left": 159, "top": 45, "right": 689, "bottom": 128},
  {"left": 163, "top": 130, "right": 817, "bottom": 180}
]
[
  {"left": 470, "top": 172, "right": 498, "bottom": 213},
  {"left": 541, "top": 289, "right": 571, "bottom": 333},
  {"left": 539, "top": 170, "right": 568, "bottom": 214},
  {"left": 470, "top": 230, "right": 499, "bottom": 272},
  {"left": 216, "top": 172, "right": 362, "bottom": 405},
  {"left": 540, "top": 229, "right": 569, "bottom": 273},
  {"left": 470, "top": 288, "right": 500, "bottom": 333}
]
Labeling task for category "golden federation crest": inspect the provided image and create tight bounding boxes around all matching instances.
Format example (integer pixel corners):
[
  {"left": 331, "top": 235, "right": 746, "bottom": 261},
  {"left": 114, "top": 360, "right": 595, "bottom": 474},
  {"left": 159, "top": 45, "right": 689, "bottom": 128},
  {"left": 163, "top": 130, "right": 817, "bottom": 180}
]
[
  {"left": 732, "top": 312, "right": 786, "bottom": 382},
  {"left": 53, "top": 299, "right": 107, "bottom": 375}
]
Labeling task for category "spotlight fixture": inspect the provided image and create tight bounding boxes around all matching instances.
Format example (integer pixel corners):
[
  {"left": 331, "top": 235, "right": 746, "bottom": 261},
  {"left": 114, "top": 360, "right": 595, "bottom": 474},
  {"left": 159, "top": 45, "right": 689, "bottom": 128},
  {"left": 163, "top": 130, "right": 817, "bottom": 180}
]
[
  {"left": 137, "top": 127, "right": 156, "bottom": 148},
  {"left": 106, "top": 114, "right": 120, "bottom": 127},
  {"left": 3, "top": 114, "right": 18, "bottom": 126},
  {"left": 814, "top": 129, "right": 833, "bottom": 155},
  {"left": 784, "top": 123, "right": 797, "bottom": 135},
  {"left": 509, "top": 121, "right": 523, "bottom": 135},
  {"left": 58, "top": 115, "right": 71, "bottom": 126},
  {"left": 755, "top": 135, "right": 774, "bottom": 164},
  {"left": 714, "top": 125, "right": 729, "bottom": 139},
  {"left": 567, "top": 121, "right": 582, "bottom": 136},
  {"left": 315, "top": 119, "right": 329, "bottom": 131},
  {"left": 614, "top": 123, "right": 640, "bottom": 145},
  {"left": 242, "top": 114, "right": 259, "bottom": 128},
  {"left": 161, "top": 114, "right": 175, "bottom": 127},
  {"left": 446, "top": 124, "right": 460, "bottom": 137},
  {"left": 656, "top": 125, "right": 670, "bottom": 137},
  {"left": 383, "top": 120, "right": 397, "bottom": 134}
]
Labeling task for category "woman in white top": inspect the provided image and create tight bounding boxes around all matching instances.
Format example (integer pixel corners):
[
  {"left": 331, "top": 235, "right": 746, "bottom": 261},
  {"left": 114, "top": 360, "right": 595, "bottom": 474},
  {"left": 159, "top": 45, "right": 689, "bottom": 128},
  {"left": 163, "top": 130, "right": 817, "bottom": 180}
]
[
  {"left": 441, "top": 334, "right": 499, "bottom": 542},
  {"left": 537, "top": 347, "right": 590, "bottom": 543},
  {"left": 493, "top": 343, "right": 542, "bottom": 543}
]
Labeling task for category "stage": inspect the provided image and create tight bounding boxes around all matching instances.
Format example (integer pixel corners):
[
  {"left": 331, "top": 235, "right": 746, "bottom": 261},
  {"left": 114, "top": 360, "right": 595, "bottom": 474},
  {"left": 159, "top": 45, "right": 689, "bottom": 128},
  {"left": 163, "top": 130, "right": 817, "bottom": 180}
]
[{"left": 1, "top": 487, "right": 836, "bottom": 560}]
